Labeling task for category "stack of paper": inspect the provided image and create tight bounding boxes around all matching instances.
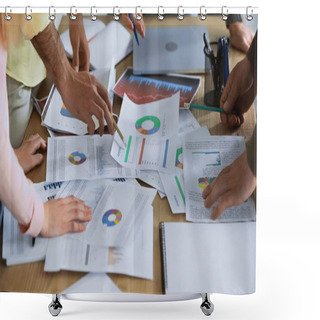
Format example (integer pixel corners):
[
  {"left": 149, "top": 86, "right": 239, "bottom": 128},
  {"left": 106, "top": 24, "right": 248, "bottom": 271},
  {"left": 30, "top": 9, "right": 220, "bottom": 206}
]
[
  {"left": 46, "top": 135, "right": 137, "bottom": 182},
  {"left": 2, "top": 182, "right": 63, "bottom": 266},
  {"left": 44, "top": 179, "right": 156, "bottom": 280}
]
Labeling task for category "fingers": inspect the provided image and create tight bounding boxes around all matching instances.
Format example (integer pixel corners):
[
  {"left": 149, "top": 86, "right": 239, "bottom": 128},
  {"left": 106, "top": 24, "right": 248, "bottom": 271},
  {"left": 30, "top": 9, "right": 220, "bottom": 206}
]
[
  {"left": 29, "top": 134, "right": 47, "bottom": 153},
  {"left": 203, "top": 171, "right": 230, "bottom": 209},
  {"left": 96, "top": 81, "right": 114, "bottom": 135},
  {"left": 67, "top": 221, "right": 86, "bottom": 233},
  {"left": 122, "top": 14, "right": 145, "bottom": 38},
  {"left": 29, "top": 153, "right": 44, "bottom": 170},
  {"left": 221, "top": 79, "right": 240, "bottom": 114},
  {"left": 134, "top": 19, "right": 146, "bottom": 38},
  {"left": 211, "top": 191, "right": 235, "bottom": 220},
  {"left": 72, "top": 50, "right": 80, "bottom": 72},
  {"left": 86, "top": 114, "right": 96, "bottom": 135}
]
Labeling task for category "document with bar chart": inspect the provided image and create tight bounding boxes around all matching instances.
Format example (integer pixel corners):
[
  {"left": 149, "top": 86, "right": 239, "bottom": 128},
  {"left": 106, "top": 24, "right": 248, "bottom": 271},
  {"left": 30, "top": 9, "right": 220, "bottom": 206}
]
[
  {"left": 111, "top": 93, "right": 179, "bottom": 173},
  {"left": 113, "top": 67, "right": 201, "bottom": 108},
  {"left": 183, "top": 136, "right": 256, "bottom": 223},
  {"left": 46, "top": 135, "right": 136, "bottom": 182}
]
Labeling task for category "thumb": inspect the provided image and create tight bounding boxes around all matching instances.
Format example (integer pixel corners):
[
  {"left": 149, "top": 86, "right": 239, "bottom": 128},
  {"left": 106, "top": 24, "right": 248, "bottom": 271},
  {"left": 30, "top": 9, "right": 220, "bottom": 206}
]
[
  {"left": 72, "top": 51, "right": 80, "bottom": 72},
  {"left": 222, "top": 83, "right": 240, "bottom": 114}
]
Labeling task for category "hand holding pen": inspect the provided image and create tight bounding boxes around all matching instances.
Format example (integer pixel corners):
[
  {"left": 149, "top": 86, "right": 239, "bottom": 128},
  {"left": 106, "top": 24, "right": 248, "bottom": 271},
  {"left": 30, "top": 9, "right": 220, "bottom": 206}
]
[{"left": 122, "top": 14, "right": 146, "bottom": 41}]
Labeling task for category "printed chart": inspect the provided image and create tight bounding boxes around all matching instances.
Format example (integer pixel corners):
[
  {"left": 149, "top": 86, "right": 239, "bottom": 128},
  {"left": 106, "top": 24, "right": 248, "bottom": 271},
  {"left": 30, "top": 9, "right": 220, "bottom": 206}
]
[
  {"left": 198, "top": 177, "right": 215, "bottom": 190},
  {"left": 68, "top": 152, "right": 87, "bottom": 165},
  {"left": 113, "top": 68, "right": 201, "bottom": 108},
  {"left": 111, "top": 93, "right": 179, "bottom": 173},
  {"left": 102, "top": 209, "right": 122, "bottom": 227}
]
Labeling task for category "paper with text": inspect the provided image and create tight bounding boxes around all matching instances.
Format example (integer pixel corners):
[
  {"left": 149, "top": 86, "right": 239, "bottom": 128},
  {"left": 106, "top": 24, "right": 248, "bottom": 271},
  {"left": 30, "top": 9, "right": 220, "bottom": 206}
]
[
  {"left": 183, "top": 136, "right": 256, "bottom": 222},
  {"left": 111, "top": 93, "right": 179, "bottom": 173}
]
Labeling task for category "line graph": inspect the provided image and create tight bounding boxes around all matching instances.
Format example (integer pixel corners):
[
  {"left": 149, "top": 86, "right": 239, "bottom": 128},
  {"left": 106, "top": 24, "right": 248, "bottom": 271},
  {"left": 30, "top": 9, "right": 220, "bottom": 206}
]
[{"left": 113, "top": 68, "right": 200, "bottom": 107}]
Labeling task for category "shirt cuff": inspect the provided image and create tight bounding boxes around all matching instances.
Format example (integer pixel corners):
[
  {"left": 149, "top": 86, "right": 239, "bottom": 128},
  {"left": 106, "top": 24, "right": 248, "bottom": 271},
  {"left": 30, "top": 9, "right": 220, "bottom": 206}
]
[{"left": 18, "top": 190, "right": 44, "bottom": 237}]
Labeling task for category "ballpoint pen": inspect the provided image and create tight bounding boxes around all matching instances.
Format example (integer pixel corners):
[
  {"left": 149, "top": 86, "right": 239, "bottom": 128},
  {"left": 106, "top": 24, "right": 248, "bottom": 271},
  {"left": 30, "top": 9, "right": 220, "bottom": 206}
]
[
  {"left": 184, "top": 103, "right": 225, "bottom": 113},
  {"left": 129, "top": 13, "right": 140, "bottom": 46}
]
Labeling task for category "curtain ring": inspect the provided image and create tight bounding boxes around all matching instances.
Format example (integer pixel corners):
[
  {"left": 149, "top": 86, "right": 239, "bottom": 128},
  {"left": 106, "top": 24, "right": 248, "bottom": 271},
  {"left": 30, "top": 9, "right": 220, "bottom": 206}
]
[
  {"left": 246, "top": 6, "right": 253, "bottom": 21},
  {"left": 221, "top": 6, "right": 228, "bottom": 21},
  {"left": 69, "top": 6, "right": 77, "bottom": 21},
  {"left": 91, "top": 6, "right": 97, "bottom": 21},
  {"left": 49, "top": 6, "right": 56, "bottom": 21},
  {"left": 157, "top": 6, "right": 164, "bottom": 21},
  {"left": 199, "top": 6, "right": 207, "bottom": 21},
  {"left": 5, "top": 6, "right": 12, "bottom": 21},
  {"left": 113, "top": 6, "right": 120, "bottom": 20},
  {"left": 177, "top": 6, "right": 184, "bottom": 21},
  {"left": 135, "top": 6, "right": 142, "bottom": 21},
  {"left": 25, "top": 6, "right": 32, "bottom": 21}
]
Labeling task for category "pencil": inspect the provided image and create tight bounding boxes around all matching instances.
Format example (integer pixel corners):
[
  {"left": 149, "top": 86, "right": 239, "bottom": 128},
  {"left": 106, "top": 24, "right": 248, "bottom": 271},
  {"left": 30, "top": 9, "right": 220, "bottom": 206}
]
[
  {"left": 184, "top": 103, "right": 225, "bottom": 113},
  {"left": 112, "top": 117, "right": 127, "bottom": 147},
  {"left": 129, "top": 13, "right": 140, "bottom": 46}
]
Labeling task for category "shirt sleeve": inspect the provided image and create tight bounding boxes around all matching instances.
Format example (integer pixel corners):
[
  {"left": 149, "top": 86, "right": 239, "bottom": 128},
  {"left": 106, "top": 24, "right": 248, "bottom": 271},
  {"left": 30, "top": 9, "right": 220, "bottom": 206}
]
[
  {"left": 19, "top": 13, "right": 51, "bottom": 40},
  {"left": 0, "top": 47, "right": 44, "bottom": 237}
]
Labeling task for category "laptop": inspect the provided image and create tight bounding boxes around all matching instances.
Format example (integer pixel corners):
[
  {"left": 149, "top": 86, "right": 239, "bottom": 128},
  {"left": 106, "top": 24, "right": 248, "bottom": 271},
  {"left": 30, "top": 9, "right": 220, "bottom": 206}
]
[{"left": 133, "top": 26, "right": 209, "bottom": 75}]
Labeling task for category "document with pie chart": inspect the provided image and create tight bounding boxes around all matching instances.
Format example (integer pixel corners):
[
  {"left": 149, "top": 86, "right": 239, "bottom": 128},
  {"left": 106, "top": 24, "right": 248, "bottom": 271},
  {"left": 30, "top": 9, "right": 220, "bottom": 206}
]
[
  {"left": 183, "top": 136, "right": 256, "bottom": 223},
  {"left": 46, "top": 135, "right": 136, "bottom": 182},
  {"left": 82, "top": 182, "right": 156, "bottom": 247},
  {"left": 111, "top": 92, "right": 179, "bottom": 173}
]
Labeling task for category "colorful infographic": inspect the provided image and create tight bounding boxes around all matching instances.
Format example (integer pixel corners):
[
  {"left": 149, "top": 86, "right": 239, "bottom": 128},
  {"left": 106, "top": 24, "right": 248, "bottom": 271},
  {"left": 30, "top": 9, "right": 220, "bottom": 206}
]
[
  {"left": 198, "top": 177, "right": 215, "bottom": 190},
  {"left": 135, "top": 115, "right": 161, "bottom": 135},
  {"left": 68, "top": 152, "right": 87, "bottom": 165},
  {"left": 102, "top": 209, "right": 122, "bottom": 227},
  {"left": 175, "top": 147, "right": 183, "bottom": 169},
  {"left": 113, "top": 68, "right": 201, "bottom": 108},
  {"left": 60, "top": 104, "right": 74, "bottom": 118}
]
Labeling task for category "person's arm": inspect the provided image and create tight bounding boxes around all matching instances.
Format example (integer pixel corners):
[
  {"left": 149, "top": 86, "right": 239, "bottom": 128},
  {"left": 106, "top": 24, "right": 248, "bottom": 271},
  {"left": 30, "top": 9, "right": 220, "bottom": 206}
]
[
  {"left": 220, "top": 32, "right": 257, "bottom": 129},
  {"left": 68, "top": 14, "right": 90, "bottom": 72},
  {"left": 202, "top": 149, "right": 256, "bottom": 220},
  {"left": 31, "top": 22, "right": 114, "bottom": 135}
]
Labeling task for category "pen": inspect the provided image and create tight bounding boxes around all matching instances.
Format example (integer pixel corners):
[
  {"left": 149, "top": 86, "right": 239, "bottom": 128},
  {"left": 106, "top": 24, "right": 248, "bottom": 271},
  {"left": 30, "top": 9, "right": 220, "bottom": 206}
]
[
  {"left": 184, "top": 103, "right": 225, "bottom": 113},
  {"left": 129, "top": 13, "right": 140, "bottom": 46},
  {"left": 32, "top": 237, "right": 35, "bottom": 247},
  {"left": 112, "top": 117, "right": 127, "bottom": 147}
]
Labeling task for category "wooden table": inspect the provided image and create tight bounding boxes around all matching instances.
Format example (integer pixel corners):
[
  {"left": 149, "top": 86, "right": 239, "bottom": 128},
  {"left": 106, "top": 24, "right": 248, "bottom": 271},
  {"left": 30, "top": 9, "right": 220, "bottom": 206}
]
[{"left": 0, "top": 15, "right": 256, "bottom": 294}]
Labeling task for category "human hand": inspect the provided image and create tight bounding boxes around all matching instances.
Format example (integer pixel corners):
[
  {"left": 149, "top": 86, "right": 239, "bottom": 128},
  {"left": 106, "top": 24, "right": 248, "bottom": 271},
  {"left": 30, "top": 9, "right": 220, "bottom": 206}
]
[
  {"left": 122, "top": 14, "right": 146, "bottom": 38},
  {"left": 58, "top": 68, "right": 114, "bottom": 135},
  {"left": 69, "top": 14, "right": 90, "bottom": 72},
  {"left": 41, "top": 195, "right": 92, "bottom": 237},
  {"left": 202, "top": 151, "right": 256, "bottom": 220},
  {"left": 14, "top": 134, "right": 47, "bottom": 174},
  {"left": 220, "top": 56, "right": 256, "bottom": 129},
  {"left": 229, "top": 22, "right": 254, "bottom": 53}
]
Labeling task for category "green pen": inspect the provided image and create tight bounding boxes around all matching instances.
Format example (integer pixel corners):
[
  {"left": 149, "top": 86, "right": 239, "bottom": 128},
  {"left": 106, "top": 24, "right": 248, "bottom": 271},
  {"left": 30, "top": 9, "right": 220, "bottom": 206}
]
[{"left": 184, "top": 103, "right": 225, "bottom": 113}]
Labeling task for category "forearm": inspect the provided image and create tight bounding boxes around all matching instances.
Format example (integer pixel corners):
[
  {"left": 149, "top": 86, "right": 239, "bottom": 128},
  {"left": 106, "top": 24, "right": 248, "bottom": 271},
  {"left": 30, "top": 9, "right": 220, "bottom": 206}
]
[
  {"left": 0, "top": 130, "right": 44, "bottom": 236},
  {"left": 31, "top": 22, "right": 72, "bottom": 91},
  {"left": 246, "top": 31, "right": 257, "bottom": 76}
]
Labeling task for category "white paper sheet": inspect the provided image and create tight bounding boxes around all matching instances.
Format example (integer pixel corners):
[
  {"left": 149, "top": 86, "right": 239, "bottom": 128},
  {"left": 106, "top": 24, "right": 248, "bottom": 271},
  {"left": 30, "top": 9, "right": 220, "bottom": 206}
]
[
  {"left": 82, "top": 183, "right": 156, "bottom": 247},
  {"left": 60, "top": 19, "right": 132, "bottom": 70},
  {"left": 46, "top": 135, "right": 136, "bottom": 182},
  {"left": 162, "top": 222, "right": 256, "bottom": 294},
  {"left": 111, "top": 93, "right": 180, "bottom": 173},
  {"left": 183, "top": 136, "right": 256, "bottom": 222},
  {"left": 2, "top": 182, "right": 63, "bottom": 266},
  {"left": 62, "top": 273, "right": 121, "bottom": 294},
  {"left": 137, "top": 170, "right": 165, "bottom": 193},
  {"left": 44, "top": 207, "right": 154, "bottom": 280},
  {"left": 160, "top": 126, "right": 210, "bottom": 214}
]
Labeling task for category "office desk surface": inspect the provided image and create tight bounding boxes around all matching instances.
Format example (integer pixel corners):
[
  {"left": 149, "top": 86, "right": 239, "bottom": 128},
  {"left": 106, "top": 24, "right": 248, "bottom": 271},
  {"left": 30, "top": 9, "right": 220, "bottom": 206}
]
[{"left": 0, "top": 15, "right": 256, "bottom": 294}]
